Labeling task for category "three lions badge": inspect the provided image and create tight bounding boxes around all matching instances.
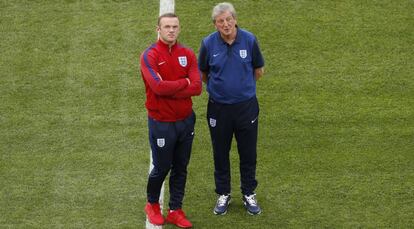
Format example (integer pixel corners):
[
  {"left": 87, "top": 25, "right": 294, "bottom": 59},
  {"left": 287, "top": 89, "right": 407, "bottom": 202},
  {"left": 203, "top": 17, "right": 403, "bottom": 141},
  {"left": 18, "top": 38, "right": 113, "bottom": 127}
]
[
  {"left": 239, "top": 50, "right": 247, "bottom": 59},
  {"left": 178, "top": 56, "right": 187, "bottom": 67},
  {"left": 157, "top": 138, "right": 165, "bottom": 148}
]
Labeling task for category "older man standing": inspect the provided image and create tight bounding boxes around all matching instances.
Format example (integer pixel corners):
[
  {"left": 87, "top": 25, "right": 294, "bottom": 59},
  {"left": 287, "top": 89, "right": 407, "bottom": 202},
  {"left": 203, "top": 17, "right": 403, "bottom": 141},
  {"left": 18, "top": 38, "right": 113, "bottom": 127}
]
[{"left": 198, "top": 2, "right": 265, "bottom": 216}]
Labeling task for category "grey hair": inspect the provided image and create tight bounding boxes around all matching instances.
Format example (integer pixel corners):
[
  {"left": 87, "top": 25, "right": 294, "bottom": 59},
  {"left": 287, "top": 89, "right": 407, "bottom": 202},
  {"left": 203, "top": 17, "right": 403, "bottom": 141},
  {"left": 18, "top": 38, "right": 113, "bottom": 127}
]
[{"left": 212, "top": 2, "right": 237, "bottom": 22}]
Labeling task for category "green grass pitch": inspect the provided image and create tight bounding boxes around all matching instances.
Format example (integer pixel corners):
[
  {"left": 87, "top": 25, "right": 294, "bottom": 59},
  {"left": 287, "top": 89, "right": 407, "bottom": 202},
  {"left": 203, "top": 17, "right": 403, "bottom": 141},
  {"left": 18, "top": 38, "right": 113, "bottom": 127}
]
[{"left": 1, "top": 0, "right": 413, "bottom": 228}]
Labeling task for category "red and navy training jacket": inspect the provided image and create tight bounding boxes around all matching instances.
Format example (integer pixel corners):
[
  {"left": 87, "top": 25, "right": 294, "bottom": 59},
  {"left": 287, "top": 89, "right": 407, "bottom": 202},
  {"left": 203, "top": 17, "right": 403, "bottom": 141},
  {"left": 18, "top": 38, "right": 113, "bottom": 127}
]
[{"left": 140, "top": 40, "right": 202, "bottom": 122}]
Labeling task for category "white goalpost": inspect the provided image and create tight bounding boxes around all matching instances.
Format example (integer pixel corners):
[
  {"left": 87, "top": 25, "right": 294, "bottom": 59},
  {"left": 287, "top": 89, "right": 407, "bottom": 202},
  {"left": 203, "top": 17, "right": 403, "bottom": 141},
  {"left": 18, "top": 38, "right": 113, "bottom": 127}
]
[
  {"left": 159, "top": 0, "right": 175, "bottom": 16},
  {"left": 146, "top": 1, "right": 175, "bottom": 228}
]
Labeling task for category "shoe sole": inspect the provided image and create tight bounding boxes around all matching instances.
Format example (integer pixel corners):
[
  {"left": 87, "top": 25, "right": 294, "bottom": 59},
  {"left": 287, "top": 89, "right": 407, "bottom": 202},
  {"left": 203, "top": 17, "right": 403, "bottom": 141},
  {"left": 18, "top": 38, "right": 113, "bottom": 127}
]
[
  {"left": 166, "top": 220, "right": 192, "bottom": 228},
  {"left": 213, "top": 210, "right": 227, "bottom": 215},
  {"left": 246, "top": 210, "right": 262, "bottom": 215},
  {"left": 146, "top": 216, "right": 165, "bottom": 226}
]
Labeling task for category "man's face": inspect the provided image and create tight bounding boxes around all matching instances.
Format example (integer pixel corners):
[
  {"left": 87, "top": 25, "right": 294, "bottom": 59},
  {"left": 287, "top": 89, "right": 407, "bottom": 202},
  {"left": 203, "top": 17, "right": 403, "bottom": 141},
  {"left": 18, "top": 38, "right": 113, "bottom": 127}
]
[
  {"left": 214, "top": 11, "right": 237, "bottom": 37},
  {"left": 157, "top": 17, "right": 180, "bottom": 45}
]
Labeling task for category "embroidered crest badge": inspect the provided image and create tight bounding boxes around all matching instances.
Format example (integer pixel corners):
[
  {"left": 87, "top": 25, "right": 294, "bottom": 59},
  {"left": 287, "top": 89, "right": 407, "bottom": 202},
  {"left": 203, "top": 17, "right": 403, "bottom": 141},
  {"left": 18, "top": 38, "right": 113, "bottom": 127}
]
[
  {"left": 209, "top": 118, "right": 216, "bottom": 128},
  {"left": 178, "top": 56, "right": 187, "bottom": 67},
  {"left": 239, "top": 50, "right": 247, "bottom": 59},
  {"left": 157, "top": 138, "right": 165, "bottom": 148}
]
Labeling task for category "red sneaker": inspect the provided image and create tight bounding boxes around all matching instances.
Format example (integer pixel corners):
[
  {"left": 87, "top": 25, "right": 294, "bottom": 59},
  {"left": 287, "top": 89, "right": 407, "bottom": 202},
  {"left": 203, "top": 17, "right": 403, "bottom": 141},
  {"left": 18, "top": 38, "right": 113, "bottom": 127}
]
[
  {"left": 166, "top": 209, "right": 192, "bottom": 228},
  {"left": 144, "top": 202, "right": 164, "bottom": 225}
]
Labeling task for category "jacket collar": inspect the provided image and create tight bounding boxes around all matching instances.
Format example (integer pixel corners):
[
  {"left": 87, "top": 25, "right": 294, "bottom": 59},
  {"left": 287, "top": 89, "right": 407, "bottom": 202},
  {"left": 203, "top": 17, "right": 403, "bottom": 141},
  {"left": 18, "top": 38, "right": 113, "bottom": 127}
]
[{"left": 157, "top": 39, "right": 178, "bottom": 51}]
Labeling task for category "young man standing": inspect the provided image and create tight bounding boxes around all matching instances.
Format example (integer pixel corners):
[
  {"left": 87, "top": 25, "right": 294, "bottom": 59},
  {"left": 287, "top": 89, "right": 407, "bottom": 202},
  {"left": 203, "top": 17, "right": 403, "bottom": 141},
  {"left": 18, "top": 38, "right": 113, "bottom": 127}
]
[
  {"left": 140, "top": 13, "right": 202, "bottom": 228},
  {"left": 198, "top": 2, "right": 265, "bottom": 216}
]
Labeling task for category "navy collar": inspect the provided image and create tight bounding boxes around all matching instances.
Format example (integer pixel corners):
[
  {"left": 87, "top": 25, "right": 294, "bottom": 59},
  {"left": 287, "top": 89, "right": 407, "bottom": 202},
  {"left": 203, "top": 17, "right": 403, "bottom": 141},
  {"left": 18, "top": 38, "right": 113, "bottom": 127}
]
[{"left": 217, "top": 27, "right": 240, "bottom": 45}]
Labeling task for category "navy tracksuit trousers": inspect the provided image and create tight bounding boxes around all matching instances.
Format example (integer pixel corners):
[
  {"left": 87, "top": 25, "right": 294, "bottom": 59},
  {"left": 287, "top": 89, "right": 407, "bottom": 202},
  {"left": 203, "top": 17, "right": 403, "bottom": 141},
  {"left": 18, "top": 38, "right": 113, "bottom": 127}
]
[
  {"left": 207, "top": 96, "right": 259, "bottom": 196},
  {"left": 146, "top": 112, "right": 195, "bottom": 210}
]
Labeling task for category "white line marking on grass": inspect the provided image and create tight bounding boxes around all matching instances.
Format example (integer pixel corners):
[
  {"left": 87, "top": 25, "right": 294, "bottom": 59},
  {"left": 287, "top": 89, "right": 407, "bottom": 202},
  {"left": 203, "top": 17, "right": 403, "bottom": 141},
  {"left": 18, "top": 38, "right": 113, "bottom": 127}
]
[
  {"left": 146, "top": 2, "right": 174, "bottom": 228},
  {"left": 145, "top": 153, "right": 165, "bottom": 229}
]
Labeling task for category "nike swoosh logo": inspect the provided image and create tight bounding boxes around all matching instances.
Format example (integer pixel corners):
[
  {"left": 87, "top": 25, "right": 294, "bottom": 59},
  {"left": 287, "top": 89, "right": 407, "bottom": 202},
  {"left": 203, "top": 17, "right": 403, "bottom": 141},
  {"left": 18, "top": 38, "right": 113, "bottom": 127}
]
[
  {"left": 251, "top": 117, "right": 258, "bottom": 124},
  {"left": 158, "top": 61, "right": 166, "bottom": 65},
  {"left": 213, "top": 53, "right": 220, "bottom": 57}
]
